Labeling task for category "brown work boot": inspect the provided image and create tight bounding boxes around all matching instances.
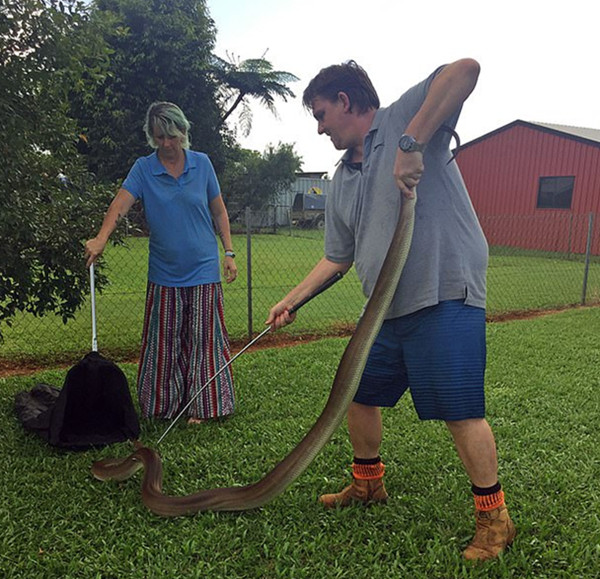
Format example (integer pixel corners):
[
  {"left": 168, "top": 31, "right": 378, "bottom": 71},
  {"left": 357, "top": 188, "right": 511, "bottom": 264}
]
[
  {"left": 319, "top": 476, "right": 389, "bottom": 508},
  {"left": 463, "top": 505, "right": 516, "bottom": 561}
]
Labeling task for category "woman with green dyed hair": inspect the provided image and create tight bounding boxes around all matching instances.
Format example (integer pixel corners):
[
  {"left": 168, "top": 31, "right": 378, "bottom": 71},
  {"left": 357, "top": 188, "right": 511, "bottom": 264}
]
[
  {"left": 143, "top": 101, "right": 191, "bottom": 150},
  {"left": 86, "top": 101, "right": 238, "bottom": 425}
]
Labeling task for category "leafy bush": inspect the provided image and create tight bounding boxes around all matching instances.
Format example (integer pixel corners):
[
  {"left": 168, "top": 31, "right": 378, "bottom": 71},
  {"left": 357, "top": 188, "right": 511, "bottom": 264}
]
[{"left": 0, "top": 0, "right": 114, "bottom": 340}]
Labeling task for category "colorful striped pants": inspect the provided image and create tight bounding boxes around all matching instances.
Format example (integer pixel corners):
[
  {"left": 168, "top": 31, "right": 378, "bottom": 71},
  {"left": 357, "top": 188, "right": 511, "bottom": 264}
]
[{"left": 137, "top": 282, "right": 235, "bottom": 420}]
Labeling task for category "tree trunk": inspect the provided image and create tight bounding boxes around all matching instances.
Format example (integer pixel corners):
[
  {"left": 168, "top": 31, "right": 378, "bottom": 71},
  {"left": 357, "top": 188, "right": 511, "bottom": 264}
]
[{"left": 216, "top": 92, "right": 246, "bottom": 129}]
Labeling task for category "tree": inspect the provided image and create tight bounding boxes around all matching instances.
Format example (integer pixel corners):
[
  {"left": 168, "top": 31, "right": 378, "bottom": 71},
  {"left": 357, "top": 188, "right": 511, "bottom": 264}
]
[
  {"left": 71, "top": 0, "right": 230, "bottom": 182},
  {"left": 0, "top": 0, "right": 113, "bottom": 340},
  {"left": 212, "top": 54, "right": 299, "bottom": 137},
  {"left": 220, "top": 143, "right": 302, "bottom": 213}
]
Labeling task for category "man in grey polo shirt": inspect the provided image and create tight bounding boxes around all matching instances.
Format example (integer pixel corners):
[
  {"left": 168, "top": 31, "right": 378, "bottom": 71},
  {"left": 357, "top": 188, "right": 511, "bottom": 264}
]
[{"left": 267, "top": 58, "right": 515, "bottom": 561}]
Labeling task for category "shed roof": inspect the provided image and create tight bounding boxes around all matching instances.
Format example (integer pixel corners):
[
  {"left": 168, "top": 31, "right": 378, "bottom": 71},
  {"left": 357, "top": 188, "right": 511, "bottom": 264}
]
[
  {"left": 531, "top": 122, "right": 600, "bottom": 143},
  {"left": 460, "top": 120, "right": 600, "bottom": 150},
  {"left": 296, "top": 171, "right": 329, "bottom": 179}
]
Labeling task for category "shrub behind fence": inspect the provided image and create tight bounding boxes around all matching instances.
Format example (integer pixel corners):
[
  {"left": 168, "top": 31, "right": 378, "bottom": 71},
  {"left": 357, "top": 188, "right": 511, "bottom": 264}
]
[{"left": 1, "top": 208, "right": 598, "bottom": 366}]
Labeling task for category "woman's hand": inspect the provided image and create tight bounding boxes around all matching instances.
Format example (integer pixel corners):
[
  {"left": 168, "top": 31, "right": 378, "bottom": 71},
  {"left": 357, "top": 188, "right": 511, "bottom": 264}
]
[
  {"left": 223, "top": 256, "right": 238, "bottom": 283},
  {"left": 84, "top": 237, "right": 107, "bottom": 268}
]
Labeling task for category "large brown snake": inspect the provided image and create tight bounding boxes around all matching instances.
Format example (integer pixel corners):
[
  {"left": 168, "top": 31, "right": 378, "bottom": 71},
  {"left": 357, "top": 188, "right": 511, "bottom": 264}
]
[{"left": 91, "top": 194, "right": 416, "bottom": 516}]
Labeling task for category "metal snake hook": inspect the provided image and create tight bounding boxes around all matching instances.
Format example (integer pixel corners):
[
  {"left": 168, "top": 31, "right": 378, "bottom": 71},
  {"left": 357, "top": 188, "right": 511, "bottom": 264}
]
[{"left": 155, "top": 271, "right": 344, "bottom": 446}]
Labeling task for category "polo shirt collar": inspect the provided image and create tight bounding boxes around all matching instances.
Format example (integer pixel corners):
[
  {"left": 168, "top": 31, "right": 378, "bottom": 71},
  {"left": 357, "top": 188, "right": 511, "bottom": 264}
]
[
  {"left": 366, "top": 108, "right": 385, "bottom": 151},
  {"left": 334, "top": 149, "right": 360, "bottom": 172},
  {"left": 149, "top": 150, "right": 195, "bottom": 176}
]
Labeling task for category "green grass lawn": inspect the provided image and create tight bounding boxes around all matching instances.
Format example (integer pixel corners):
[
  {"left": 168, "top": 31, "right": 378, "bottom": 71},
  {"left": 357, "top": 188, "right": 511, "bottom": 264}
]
[
  {"left": 0, "top": 234, "right": 365, "bottom": 365},
  {"left": 1, "top": 234, "right": 599, "bottom": 366},
  {"left": 487, "top": 252, "right": 600, "bottom": 314},
  {"left": 1, "top": 307, "right": 599, "bottom": 578}
]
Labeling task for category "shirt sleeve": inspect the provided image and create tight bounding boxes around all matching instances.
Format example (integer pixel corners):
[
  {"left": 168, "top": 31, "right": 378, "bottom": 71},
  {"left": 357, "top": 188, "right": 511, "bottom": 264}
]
[
  {"left": 390, "top": 65, "right": 463, "bottom": 150},
  {"left": 324, "top": 165, "right": 356, "bottom": 264},
  {"left": 202, "top": 154, "right": 221, "bottom": 201},
  {"left": 121, "top": 158, "right": 145, "bottom": 200}
]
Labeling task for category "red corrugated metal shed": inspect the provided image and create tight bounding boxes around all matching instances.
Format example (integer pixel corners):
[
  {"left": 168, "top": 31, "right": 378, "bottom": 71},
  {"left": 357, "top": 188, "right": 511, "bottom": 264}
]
[{"left": 456, "top": 120, "right": 600, "bottom": 254}]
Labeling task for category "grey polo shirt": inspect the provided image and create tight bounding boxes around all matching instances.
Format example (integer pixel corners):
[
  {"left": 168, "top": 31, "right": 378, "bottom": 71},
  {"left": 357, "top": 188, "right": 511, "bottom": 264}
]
[{"left": 324, "top": 67, "right": 488, "bottom": 319}]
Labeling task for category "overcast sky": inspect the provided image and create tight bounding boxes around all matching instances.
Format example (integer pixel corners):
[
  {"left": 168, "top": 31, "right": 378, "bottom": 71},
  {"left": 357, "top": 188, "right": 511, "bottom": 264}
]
[{"left": 206, "top": 0, "right": 598, "bottom": 176}]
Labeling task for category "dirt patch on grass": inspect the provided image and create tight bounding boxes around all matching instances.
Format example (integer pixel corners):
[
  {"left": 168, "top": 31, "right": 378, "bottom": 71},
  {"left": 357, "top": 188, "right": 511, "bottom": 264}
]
[
  {"left": 486, "top": 305, "right": 592, "bottom": 323},
  {"left": 2, "top": 306, "right": 596, "bottom": 378},
  {"left": 0, "top": 323, "right": 356, "bottom": 379}
]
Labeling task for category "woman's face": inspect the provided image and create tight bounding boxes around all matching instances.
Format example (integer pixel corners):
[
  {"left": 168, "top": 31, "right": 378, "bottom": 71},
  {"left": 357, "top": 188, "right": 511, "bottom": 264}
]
[{"left": 153, "top": 127, "right": 184, "bottom": 160}]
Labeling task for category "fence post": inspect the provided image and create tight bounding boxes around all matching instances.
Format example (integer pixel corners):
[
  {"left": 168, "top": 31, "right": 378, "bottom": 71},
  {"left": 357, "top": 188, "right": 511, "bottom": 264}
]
[
  {"left": 567, "top": 212, "right": 573, "bottom": 259},
  {"left": 245, "top": 206, "right": 253, "bottom": 339},
  {"left": 581, "top": 212, "right": 594, "bottom": 305}
]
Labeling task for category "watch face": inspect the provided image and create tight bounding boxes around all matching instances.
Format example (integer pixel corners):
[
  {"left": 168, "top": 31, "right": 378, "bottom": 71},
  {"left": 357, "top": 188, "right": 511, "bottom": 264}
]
[{"left": 399, "top": 135, "right": 415, "bottom": 152}]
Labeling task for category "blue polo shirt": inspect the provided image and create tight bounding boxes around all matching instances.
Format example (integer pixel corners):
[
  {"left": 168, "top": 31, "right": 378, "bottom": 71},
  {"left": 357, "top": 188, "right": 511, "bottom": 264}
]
[{"left": 122, "top": 150, "right": 221, "bottom": 287}]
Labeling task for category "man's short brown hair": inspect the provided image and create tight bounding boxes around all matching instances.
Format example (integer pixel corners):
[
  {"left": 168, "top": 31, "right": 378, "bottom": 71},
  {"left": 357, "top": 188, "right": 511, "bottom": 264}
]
[{"left": 303, "top": 60, "right": 380, "bottom": 113}]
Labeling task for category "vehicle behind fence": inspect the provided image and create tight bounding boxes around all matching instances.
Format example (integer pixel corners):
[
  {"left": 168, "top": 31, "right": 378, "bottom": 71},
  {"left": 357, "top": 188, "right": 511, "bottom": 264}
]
[{"left": 1, "top": 206, "right": 599, "bottom": 367}]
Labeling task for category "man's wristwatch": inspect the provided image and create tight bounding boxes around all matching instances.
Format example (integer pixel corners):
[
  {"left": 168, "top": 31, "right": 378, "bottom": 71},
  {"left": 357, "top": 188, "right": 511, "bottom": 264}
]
[
  {"left": 398, "top": 134, "right": 426, "bottom": 153},
  {"left": 224, "top": 250, "right": 236, "bottom": 258}
]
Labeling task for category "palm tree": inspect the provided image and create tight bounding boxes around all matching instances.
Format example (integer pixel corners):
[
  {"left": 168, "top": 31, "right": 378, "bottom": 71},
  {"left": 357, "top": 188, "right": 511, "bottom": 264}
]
[{"left": 212, "top": 54, "right": 299, "bottom": 136}]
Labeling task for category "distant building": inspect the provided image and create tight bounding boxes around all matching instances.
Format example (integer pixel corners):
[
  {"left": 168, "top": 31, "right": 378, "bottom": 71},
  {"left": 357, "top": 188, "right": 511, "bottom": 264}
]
[
  {"left": 457, "top": 120, "right": 600, "bottom": 254},
  {"left": 297, "top": 171, "right": 329, "bottom": 180},
  {"left": 287, "top": 171, "right": 331, "bottom": 203},
  {"left": 262, "top": 172, "right": 331, "bottom": 228}
]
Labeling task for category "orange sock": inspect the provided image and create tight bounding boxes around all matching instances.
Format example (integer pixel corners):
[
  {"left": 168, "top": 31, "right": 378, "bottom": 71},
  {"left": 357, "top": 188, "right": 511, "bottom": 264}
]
[
  {"left": 352, "top": 459, "right": 385, "bottom": 480},
  {"left": 472, "top": 482, "right": 505, "bottom": 511}
]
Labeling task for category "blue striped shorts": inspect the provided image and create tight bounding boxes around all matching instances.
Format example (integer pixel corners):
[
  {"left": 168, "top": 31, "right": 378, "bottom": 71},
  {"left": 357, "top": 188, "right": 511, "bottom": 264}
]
[{"left": 354, "top": 299, "right": 486, "bottom": 421}]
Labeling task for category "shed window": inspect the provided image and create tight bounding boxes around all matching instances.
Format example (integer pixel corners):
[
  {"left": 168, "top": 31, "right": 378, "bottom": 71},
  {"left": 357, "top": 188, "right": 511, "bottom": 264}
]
[{"left": 536, "top": 176, "right": 574, "bottom": 209}]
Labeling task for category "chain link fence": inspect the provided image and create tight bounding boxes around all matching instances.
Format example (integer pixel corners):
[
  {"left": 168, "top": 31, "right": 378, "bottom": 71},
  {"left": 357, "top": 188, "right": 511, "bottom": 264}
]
[{"left": 1, "top": 206, "right": 599, "bottom": 367}]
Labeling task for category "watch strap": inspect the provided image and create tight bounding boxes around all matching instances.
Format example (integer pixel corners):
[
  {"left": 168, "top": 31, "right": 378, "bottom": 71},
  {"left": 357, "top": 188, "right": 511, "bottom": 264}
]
[{"left": 399, "top": 134, "right": 426, "bottom": 153}]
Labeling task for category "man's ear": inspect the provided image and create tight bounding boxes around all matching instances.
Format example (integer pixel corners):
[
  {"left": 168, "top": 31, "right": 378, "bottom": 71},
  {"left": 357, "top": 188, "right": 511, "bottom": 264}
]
[{"left": 337, "top": 91, "right": 352, "bottom": 113}]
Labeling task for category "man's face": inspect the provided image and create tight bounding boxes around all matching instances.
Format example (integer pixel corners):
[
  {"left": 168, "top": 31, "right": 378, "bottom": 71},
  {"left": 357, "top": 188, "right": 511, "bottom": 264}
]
[{"left": 311, "top": 94, "right": 353, "bottom": 150}]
